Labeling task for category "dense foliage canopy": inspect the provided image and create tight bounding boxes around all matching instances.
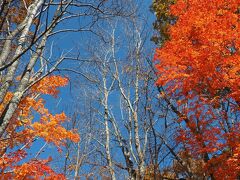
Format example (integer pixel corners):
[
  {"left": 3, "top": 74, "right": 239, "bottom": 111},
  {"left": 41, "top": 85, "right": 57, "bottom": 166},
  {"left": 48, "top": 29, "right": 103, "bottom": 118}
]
[{"left": 155, "top": 0, "right": 240, "bottom": 178}]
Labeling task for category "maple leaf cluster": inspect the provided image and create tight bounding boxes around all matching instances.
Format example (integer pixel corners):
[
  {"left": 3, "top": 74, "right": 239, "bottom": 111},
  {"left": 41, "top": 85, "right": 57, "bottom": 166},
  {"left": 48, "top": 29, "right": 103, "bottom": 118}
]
[
  {"left": 0, "top": 76, "right": 79, "bottom": 179},
  {"left": 155, "top": 0, "right": 240, "bottom": 178}
]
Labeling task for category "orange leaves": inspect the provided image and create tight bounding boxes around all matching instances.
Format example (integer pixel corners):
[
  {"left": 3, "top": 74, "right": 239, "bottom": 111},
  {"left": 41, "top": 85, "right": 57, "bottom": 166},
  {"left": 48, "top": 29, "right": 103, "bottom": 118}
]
[
  {"left": 155, "top": 0, "right": 240, "bottom": 99},
  {"left": 31, "top": 76, "right": 68, "bottom": 97},
  {"left": 0, "top": 75, "right": 78, "bottom": 179},
  {"left": 0, "top": 150, "right": 27, "bottom": 173},
  {"left": 1, "top": 154, "right": 66, "bottom": 180},
  {"left": 31, "top": 112, "right": 79, "bottom": 146},
  {"left": 155, "top": 0, "right": 240, "bottom": 102},
  {"left": 0, "top": 92, "right": 13, "bottom": 113},
  {"left": 169, "top": 0, "right": 188, "bottom": 16},
  {"left": 13, "top": 158, "right": 65, "bottom": 180},
  {"left": 18, "top": 97, "right": 36, "bottom": 118}
]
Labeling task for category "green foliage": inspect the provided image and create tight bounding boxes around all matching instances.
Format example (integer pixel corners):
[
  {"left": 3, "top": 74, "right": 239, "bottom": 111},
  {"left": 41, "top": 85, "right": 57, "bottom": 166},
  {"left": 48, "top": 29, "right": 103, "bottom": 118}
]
[{"left": 150, "top": 0, "right": 176, "bottom": 46}]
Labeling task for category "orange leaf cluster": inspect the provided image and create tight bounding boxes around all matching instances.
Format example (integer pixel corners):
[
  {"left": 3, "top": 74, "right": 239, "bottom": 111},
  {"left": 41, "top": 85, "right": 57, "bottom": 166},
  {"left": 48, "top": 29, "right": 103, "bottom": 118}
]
[
  {"left": 1, "top": 155, "right": 65, "bottom": 180},
  {"left": 31, "top": 76, "right": 68, "bottom": 97},
  {"left": 0, "top": 76, "right": 79, "bottom": 179},
  {"left": 155, "top": 0, "right": 240, "bottom": 100}
]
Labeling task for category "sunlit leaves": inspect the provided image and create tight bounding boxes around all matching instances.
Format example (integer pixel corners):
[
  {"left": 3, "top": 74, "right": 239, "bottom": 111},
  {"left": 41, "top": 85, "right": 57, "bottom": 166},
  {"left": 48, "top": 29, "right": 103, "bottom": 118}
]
[
  {"left": 31, "top": 76, "right": 68, "bottom": 97},
  {"left": 0, "top": 76, "right": 79, "bottom": 179},
  {"left": 155, "top": 0, "right": 240, "bottom": 100},
  {"left": 154, "top": 0, "right": 240, "bottom": 178}
]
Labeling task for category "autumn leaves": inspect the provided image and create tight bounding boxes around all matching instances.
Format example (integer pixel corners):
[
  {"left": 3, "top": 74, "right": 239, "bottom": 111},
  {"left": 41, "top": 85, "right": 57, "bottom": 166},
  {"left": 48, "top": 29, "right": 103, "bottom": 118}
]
[
  {"left": 155, "top": 0, "right": 240, "bottom": 178},
  {"left": 0, "top": 76, "right": 79, "bottom": 179}
]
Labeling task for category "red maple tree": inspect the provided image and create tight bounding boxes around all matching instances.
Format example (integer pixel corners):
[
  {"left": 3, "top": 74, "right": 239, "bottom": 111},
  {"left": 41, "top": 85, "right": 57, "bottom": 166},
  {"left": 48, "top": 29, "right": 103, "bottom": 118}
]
[{"left": 155, "top": 0, "right": 240, "bottom": 178}]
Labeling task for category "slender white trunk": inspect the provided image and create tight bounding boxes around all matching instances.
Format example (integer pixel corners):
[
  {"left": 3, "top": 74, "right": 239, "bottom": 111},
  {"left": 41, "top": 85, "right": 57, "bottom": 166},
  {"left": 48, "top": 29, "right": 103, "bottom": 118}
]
[
  {"left": 103, "top": 73, "right": 116, "bottom": 180},
  {"left": 0, "top": 0, "right": 44, "bottom": 101},
  {"left": 0, "top": 0, "right": 44, "bottom": 137}
]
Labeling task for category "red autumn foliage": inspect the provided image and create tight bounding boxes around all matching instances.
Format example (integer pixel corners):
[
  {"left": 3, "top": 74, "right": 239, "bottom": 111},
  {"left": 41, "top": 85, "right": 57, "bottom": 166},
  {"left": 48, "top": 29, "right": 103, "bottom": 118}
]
[{"left": 155, "top": 0, "right": 240, "bottom": 178}]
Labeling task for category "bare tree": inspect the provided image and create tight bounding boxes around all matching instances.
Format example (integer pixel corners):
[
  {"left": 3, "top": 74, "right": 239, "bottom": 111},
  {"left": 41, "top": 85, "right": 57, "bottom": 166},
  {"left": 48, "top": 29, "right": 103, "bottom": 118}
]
[{"left": 65, "top": 7, "right": 169, "bottom": 178}]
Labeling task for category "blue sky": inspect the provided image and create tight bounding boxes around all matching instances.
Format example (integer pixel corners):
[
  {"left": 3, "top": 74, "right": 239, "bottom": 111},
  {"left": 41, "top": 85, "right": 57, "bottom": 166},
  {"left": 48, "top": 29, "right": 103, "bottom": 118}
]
[{"left": 30, "top": 0, "right": 160, "bottom": 177}]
